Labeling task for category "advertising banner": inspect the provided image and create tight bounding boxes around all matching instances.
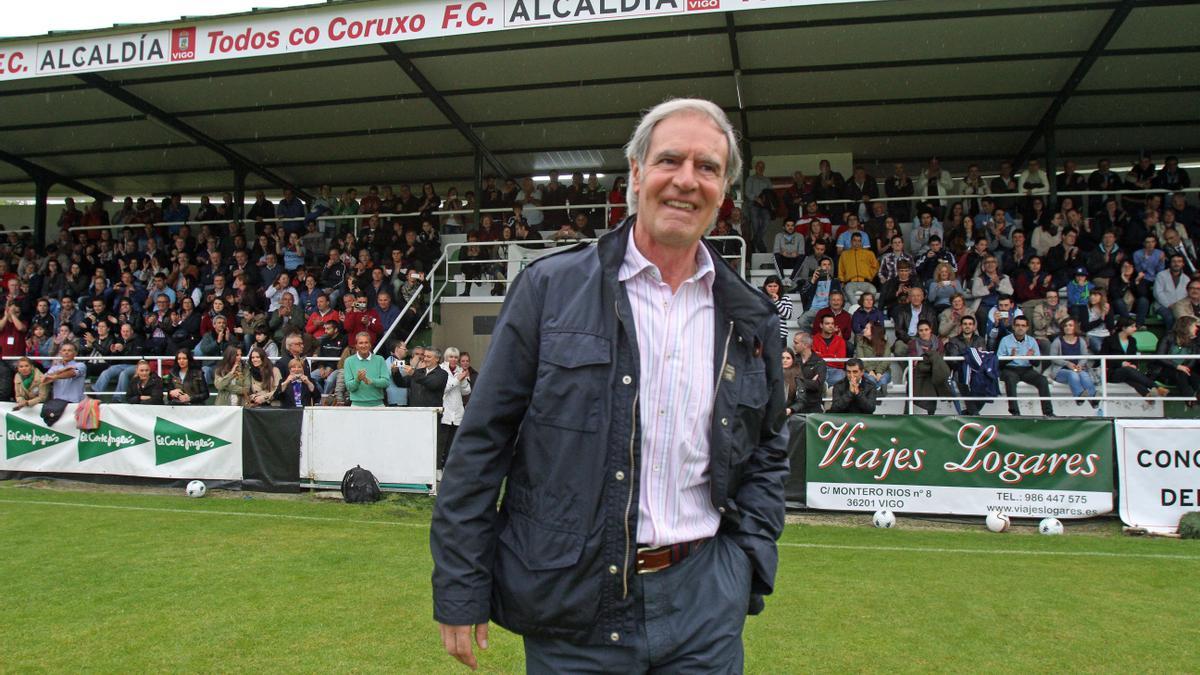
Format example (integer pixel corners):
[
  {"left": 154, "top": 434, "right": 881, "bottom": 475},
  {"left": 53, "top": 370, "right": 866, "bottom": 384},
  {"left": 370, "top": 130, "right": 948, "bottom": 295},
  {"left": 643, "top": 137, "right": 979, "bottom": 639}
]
[
  {"left": 805, "top": 414, "right": 1113, "bottom": 518},
  {"left": 0, "top": 0, "right": 881, "bottom": 82},
  {"left": 0, "top": 402, "right": 243, "bottom": 480},
  {"left": 1114, "top": 419, "right": 1200, "bottom": 534}
]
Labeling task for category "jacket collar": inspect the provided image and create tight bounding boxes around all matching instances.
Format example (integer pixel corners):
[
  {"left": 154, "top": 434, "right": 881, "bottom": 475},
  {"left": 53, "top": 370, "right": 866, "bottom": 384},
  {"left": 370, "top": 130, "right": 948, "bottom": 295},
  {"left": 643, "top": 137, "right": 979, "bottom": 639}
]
[{"left": 598, "top": 216, "right": 775, "bottom": 332}]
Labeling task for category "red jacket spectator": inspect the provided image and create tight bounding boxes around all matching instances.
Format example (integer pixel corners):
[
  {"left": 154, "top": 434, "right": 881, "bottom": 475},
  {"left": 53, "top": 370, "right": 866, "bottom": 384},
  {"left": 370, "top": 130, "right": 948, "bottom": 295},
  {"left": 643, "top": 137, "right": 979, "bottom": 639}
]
[
  {"left": 812, "top": 307, "right": 853, "bottom": 342},
  {"left": 812, "top": 332, "right": 847, "bottom": 371},
  {"left": 305, "top": 308, "right": 341, "bottom": 339}
]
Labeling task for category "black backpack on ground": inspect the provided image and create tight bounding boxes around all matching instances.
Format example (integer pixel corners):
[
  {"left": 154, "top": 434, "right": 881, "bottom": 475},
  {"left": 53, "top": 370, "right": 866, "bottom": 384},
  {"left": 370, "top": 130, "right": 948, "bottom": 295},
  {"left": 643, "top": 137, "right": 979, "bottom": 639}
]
[{"left": 341, "top": 465, "right": 382, "bottom": 504}]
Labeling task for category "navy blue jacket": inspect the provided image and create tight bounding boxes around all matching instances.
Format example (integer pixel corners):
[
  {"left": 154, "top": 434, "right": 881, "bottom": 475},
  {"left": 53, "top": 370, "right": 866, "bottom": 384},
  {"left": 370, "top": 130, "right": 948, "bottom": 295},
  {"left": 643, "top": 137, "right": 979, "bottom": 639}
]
[{"left": 430, "top": 220, "right": 790, "bottom": 645}]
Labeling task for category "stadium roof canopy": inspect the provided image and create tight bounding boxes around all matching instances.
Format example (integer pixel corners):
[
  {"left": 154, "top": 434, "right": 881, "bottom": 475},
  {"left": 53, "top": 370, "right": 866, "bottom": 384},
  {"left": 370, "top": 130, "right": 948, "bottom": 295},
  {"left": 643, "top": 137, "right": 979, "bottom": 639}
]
[{"left": 0, "top": 0, "right": 1197, "bottom": 202}]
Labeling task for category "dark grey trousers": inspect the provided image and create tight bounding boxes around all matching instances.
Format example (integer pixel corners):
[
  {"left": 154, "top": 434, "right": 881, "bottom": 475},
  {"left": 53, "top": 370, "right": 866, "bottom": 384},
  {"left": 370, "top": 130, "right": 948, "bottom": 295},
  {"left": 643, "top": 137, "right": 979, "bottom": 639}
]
[{"left": 524, "top": 534, "right": 752, "bottom": 674}]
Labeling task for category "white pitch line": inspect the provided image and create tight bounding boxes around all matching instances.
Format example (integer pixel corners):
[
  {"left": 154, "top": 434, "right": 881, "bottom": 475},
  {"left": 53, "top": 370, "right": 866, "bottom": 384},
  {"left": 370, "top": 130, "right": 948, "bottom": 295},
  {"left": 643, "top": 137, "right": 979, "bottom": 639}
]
[
  {"left": 2, "top": 499, "right": 1197, "bottom": 561},
  {"left": 779, "top": 541, "right": 1200, "bottom": 561},
  {"left": 0, "top": 498, "right": 431, "bottom": 528}
]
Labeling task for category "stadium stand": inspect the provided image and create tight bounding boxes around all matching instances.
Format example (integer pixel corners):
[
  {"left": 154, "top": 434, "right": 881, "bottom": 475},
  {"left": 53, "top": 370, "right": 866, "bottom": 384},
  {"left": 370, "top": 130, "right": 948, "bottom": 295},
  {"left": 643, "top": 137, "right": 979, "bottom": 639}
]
[{"left": 0, "top": 154, "right": 1196, "bottom": 418}]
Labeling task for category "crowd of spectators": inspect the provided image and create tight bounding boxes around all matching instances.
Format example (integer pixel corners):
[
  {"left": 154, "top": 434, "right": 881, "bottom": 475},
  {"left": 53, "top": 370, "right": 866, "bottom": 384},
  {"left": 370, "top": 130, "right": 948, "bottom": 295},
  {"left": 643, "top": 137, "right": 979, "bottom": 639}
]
[
  {"left": 3, "top": 153, "right": 1197, "bottom": 419},
  {"left": 0, "top": 174, "right": 611, "bottom": 420},
  {"left": 759, "top": 154, "right": 1197, "bottom": 415}
]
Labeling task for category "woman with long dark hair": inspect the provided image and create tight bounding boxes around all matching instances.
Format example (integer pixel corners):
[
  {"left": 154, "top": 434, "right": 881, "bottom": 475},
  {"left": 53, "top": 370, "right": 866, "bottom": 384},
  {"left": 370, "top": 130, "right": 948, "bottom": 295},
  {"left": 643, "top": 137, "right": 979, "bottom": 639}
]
[
  {"left": 164, "top": 349, "right": 209, "bottom": 405},
  {"left": 246, "top": 347, "right": 281, "bottom": 408},
  {"left": 213, "top": 345, "right": 249, "bottom": 406},
  {"left": 761, "top": 275, "right": 792, "bottom": 342}
]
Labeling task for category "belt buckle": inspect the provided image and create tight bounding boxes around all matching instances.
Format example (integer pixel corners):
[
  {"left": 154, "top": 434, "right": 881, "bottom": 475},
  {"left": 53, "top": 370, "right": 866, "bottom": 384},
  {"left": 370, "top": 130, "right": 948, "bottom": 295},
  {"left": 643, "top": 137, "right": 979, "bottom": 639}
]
[{"left": 636, "top": 546, "right": 669, "bottom": 575}]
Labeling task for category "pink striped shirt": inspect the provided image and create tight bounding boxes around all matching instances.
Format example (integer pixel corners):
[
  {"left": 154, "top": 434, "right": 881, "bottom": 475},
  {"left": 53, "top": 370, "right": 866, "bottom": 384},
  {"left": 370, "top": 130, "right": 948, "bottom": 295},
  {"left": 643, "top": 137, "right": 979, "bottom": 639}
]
[{"left": 619, "top": 230, "right": 719, "bottom": 547}]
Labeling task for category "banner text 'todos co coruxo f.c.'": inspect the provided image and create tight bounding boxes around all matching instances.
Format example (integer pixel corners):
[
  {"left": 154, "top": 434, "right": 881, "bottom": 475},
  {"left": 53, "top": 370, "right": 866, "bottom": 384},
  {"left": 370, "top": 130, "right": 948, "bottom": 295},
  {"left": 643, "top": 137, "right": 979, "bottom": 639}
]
[
  {"left": 0, "top": 0, "right": 879, "bottom": 82},
  {"left": 805, "top": 414, "right": 1114, "bottom": 518}
]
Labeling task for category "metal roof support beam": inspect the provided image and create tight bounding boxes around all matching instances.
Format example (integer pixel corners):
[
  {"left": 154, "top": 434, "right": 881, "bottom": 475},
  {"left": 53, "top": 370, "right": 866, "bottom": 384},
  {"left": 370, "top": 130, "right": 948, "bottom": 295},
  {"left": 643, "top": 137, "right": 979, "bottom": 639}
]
[
  {"left": 381, "top": 43, "right": 509, "bottom": 180},
  {"left": 1012, "top": 0, "right": 1136, "bottom": 169},
  {"left": 726, "top": 13, "right": 752, "bottom": 191},
  {"left": 75, "top": 73, "right": 309, "bottom": 200},
  {"left": 0, "top": 148, "right": 111, "bottom": 202},
  {"left": 33, "top": 176, "right": 50, "bottom": 249}
]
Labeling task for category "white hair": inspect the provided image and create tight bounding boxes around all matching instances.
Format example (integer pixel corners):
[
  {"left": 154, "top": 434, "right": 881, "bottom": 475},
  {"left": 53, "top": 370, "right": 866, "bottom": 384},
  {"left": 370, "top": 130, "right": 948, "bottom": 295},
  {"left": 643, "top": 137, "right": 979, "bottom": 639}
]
[
  {"left": 443, "top": 347, "right": 460, "bottom": 359},
  {"left": 623, "top": 98, "right": 742, "bottom": 216}
]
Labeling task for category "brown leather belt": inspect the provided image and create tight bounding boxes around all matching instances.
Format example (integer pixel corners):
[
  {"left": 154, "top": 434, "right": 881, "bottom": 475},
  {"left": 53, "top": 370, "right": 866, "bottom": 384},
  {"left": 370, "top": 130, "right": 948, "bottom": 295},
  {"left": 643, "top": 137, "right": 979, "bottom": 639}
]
[{"left": 635, "top": 538, "right": 710, "bottom": 574}]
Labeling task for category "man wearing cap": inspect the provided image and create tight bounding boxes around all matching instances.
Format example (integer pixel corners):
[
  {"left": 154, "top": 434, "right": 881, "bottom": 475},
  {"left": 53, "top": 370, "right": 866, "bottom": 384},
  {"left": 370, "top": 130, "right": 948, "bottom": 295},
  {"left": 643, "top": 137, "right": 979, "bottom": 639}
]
[{"left": 431, "top": 99, "right": 788, "bottom": 672}]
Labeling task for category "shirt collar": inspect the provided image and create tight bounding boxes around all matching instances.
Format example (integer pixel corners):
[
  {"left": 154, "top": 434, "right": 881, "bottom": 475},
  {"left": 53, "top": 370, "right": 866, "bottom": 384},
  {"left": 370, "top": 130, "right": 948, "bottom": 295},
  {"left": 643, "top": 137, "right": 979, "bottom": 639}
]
[{"left": 618, "top": 225, "right": 716, "bottom": 291}]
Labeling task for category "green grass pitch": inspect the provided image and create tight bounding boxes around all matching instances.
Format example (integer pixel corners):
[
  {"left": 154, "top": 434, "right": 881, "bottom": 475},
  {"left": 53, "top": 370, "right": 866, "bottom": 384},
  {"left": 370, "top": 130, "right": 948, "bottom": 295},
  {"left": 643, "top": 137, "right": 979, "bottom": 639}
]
[{"left": 1, "top": 483, "right": 1197, "bottom": 672}]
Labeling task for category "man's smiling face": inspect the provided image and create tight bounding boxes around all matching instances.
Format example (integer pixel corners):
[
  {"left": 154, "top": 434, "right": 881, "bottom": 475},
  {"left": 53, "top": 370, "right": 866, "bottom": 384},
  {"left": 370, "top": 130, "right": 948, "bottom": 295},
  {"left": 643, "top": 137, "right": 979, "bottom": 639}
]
[{"left": 630, "top": 111, "right": 728, "bottom": 249}]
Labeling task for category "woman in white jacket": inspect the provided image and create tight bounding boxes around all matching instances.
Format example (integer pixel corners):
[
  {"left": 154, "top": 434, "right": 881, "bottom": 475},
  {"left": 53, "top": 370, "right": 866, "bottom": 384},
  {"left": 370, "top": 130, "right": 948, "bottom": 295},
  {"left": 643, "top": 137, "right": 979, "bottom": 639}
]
[{"left": 438, "top": 347, "right": 473, "bottom": 473}]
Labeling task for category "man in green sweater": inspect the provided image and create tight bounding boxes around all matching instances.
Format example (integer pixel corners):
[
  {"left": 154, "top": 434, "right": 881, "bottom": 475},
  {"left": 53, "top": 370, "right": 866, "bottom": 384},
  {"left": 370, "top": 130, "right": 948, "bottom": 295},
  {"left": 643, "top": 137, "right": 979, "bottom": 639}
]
[{"left": 343, "top": 331, "right": 389, "bottom": 407}]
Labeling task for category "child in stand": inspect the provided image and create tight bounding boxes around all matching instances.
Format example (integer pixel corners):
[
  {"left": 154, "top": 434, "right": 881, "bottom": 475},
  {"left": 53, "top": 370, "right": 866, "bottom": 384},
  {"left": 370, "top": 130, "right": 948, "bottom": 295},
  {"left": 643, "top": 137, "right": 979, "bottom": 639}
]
[{"left": 1065, "top": 266, "right": 1093, "bottom": 324}]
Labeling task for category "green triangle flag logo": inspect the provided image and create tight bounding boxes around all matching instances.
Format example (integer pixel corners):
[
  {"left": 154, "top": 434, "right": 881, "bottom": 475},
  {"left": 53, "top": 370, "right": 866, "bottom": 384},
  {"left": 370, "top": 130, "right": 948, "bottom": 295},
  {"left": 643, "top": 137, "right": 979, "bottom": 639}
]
[
  {"left": 78, "top": 421, "right": 150, "bottom": 461},
  {"left": 6, "top": 414, "right": 73, "bottom": 458},
  {"left": 154, "top": 417, "right": 230, "bottom": 465}
]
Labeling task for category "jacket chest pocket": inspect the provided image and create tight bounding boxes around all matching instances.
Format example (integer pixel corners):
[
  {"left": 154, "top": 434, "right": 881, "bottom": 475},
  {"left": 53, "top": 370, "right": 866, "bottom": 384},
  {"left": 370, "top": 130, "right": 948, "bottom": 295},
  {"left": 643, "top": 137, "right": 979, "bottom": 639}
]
[
  {"left": 530, "top": 332, "right": 612, "bottom": 432},
  {"left": 731, "top": 366, "right": 769, "bottom": 463}
]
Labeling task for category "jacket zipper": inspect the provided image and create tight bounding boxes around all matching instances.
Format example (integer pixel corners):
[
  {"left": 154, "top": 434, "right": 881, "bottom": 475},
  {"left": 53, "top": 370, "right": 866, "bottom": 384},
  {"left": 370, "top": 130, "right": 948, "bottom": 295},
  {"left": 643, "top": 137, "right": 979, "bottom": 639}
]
[
  {"left": 616, "top": 299, "right": 637, "bottom": 599},
  {"left": 622, "top": 390, "right": 638, "bottom": 599}
]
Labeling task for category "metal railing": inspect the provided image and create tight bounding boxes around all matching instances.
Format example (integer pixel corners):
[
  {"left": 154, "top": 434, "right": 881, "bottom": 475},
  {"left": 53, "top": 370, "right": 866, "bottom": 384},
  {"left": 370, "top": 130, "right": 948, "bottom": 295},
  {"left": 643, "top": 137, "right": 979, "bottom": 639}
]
[
  {"left": 388, "top": 234, "right": 749, "bottom": 349},
  {"left": 803, "top": 351, "right": 1194, "bottom": 416},
  {"left": 8, "top": 351, "right": 1193, "bottom": 416}
]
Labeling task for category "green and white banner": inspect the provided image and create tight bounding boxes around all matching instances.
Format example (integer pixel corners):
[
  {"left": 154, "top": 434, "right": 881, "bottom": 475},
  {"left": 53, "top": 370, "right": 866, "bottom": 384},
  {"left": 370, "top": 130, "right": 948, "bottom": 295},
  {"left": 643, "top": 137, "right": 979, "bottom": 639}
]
[
  {"left": 806, "top": 414, "right": 1114, "bottom": 518},
  {"left": 0, "top": 402, "right": 242, "bottom": 480},
  {"left": 1115, "top": 419, "right": 1200, "bottom": 534}
]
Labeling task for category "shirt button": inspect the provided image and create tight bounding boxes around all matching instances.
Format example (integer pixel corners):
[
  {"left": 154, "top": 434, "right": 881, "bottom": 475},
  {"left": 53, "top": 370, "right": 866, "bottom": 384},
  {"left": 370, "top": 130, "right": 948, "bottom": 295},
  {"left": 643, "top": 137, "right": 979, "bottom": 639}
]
[
  {"left": 653, "top": 465, "right": 660, "bottom": 472},
  {"left": 721, "top": 417, "right": 729, "bottom": 426},
  {"left": 658, "top": 409, "right": 665, "bottom": 416},
  {"left": 615, "top": 471, "right": 625, "bottom": 481},
  {"left": 610, "top": 632, "right": 620, "bottom": 642},
  {"left": 622, "top": 375, "right": 632, "bottom": 385},
  {"left": 608, "top": 564, "right": 619, "bottom": 575}
]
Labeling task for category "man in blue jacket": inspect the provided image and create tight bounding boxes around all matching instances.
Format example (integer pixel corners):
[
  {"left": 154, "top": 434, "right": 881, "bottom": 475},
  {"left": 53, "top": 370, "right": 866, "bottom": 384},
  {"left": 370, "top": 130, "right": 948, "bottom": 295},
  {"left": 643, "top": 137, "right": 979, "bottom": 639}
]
[{"left": 430, "top": 98, "right": 790, "bottom": 673}]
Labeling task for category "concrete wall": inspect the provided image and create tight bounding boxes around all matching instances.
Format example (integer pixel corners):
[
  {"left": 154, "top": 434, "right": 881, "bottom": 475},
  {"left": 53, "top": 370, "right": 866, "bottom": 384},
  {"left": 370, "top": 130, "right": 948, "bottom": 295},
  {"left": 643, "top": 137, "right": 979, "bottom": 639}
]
[{"left": 431, "top": 300, "right": 504, "bottom": 368}]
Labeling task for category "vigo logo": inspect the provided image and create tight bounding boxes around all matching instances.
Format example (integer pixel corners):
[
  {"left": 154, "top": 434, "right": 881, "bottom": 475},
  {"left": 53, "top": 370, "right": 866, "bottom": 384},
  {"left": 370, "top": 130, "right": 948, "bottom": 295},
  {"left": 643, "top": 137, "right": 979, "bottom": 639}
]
[
  {"left": 687, "top": 0, "right": 718, "bottom": 10},
  {"left": 171, "top": 27, "right": 196, "bottom": 61}
]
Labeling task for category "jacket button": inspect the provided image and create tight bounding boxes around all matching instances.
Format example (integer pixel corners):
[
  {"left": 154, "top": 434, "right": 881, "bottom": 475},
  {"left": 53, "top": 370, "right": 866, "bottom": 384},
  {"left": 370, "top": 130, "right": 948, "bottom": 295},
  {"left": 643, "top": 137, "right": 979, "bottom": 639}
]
[
  {"left": 615, "top": 471, "right": 625, "bottom": 481},
  {"left": 721, "top": 417, "right": 728, "bottom": 426},
  {"left": 610, "top": 632, "right": 620, "bottom": 642},
  {"left": 608, "top": 564, "right": 619, "bottom": 574},
  {"left": 622, "top": 375, "right": 632, "bottom": 385},
  {"left": 719, "top": 507, "right": 726, "bottom": 513}
]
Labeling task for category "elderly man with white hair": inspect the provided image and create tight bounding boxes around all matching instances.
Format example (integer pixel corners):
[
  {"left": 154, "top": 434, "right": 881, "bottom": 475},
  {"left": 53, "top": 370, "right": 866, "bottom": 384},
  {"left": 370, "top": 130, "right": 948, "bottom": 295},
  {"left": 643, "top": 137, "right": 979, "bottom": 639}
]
[
  {"left": 438, "top": 346, "right": 472, "bottom": 471},
  {"left": 431, "top": 98, "right": 789, "bottom": 673}
]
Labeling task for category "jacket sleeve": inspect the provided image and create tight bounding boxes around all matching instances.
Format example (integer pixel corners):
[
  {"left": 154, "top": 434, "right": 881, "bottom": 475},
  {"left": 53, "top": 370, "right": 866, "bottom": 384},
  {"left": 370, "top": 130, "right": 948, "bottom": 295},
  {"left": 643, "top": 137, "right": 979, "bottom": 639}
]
[
  {"left": 190, "top": 371, "right": 210, "bottom": 405},
  {"left": 830, "top": 381, "right": 851, "bottom": 412},
  {"left": 727, "top": 315, "right": 791, "bottom": 613},
  {"left": 430, "top": 266, "right": 544, "bottom": 626},
  {"left": 855, "top": 382, "right": 879, "bottom": 412}
]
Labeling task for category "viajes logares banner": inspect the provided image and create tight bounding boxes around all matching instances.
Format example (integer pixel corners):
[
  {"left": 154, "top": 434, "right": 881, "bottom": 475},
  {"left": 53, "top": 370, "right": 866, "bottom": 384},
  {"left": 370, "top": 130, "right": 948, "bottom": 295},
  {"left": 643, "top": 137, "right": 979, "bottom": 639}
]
[
  {"left": 1114, "top": 419, "right": 1200, "bottom": 534},
  {"left": 0, "top": 0, "right": 881, "bottom": 82},
  {"left": 0, "top": 402, "right": 242, "bottom": 480},
  {"left": 805, "top": 414, "right": 1113, "bottom": 518}
]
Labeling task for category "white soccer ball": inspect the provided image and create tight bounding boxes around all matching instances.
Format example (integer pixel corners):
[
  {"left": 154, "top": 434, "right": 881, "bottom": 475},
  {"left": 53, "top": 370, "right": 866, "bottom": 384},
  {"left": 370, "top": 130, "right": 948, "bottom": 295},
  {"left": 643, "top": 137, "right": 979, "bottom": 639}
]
[
  {"left": 186, "top": 480, "right": 207, "bottom": 498},
  {"left": 1038, "top": 517, "right": 1064, "bottom": 536},
  {"left": 872, "top": 509, "right": 896, "bottom": 529},
  {"left": 985, "top": 511, "right": 1011, "bottom": 533}
]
